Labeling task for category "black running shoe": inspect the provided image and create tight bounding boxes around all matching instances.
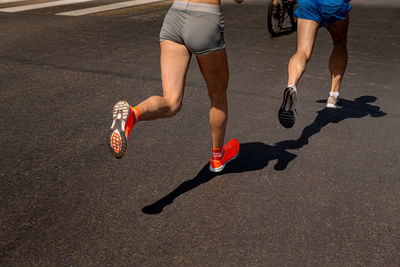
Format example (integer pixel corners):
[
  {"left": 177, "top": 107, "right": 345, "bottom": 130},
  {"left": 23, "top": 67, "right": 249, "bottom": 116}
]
[{"left": 278, "top": 86, "right": 297, "bottom": 128}]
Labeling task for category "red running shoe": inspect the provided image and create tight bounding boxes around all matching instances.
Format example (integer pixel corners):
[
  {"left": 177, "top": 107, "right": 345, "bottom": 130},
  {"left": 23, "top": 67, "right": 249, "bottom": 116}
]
[
  {"left": 209, "top": 138, "right": 240, "bottom": 173},
  {"left": 108, "top": 101, "right": 135, "bottom": 158}
]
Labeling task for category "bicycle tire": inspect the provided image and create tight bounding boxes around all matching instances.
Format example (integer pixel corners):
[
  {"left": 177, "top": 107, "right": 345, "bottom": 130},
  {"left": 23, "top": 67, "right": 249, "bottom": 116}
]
[
  {"left": 267, "top": 0, "right": 282, "bottom": 37},
  {"left": 289, "top": 1, "right": 297, "bottom": 30}
]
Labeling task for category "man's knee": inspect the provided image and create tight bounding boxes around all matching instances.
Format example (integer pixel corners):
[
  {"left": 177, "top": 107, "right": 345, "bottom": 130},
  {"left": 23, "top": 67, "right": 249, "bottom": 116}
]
[
  {"left": 333, "top": 39, "right": 347, "bottom": 49},
  {"left": 295, "top": 48, "right": 312, "bottom": 62}
]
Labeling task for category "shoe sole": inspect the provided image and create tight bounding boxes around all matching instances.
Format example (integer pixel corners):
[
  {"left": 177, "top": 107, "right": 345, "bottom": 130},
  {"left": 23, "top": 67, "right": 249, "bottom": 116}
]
[
  {"left": 209, "top": 148, "right": 240, "bottom": 173},
  {"left": 108, "top": 101, "right": 130, "bottom": 158},
  {"left": 278, "top": 109, "right": 295, "bottom": 128},
  {"left": 326, "top": 103, "right": 339, "bottom": 108},
  {"left": 278, "top": 88, "right": 296, "bottom": 128}
]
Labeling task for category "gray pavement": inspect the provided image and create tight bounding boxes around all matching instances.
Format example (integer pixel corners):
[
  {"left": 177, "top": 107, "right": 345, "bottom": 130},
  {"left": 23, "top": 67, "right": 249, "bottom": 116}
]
[{"left": 1, "top": 0, "right": 400, "bottom": 265}]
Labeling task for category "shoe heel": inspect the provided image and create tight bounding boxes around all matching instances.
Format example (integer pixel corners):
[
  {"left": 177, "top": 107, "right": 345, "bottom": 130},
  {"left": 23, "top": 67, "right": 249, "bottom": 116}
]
[
  {"left": 109, "top": 100, "right": 130, "bottom": 158},
  {"left": 113, "top": 101, "right": 130, "bottom": 120},
  {"left": 278, "top": 87, "right": 296, "bottom": 128}
]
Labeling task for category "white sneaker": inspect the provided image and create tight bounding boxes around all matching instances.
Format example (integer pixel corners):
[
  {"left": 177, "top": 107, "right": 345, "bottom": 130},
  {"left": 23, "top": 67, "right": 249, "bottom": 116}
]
[{"left": 326, "top": 95, "right": 340, "bottom": 108}]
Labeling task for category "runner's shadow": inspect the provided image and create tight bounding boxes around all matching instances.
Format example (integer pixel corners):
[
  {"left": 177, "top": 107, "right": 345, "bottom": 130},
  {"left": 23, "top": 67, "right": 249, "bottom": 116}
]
[
  {"left": 142, "top": 96, "right": 386, "bottom": 214},
  {"left": 275, "top": 95, "right": 386, "bottom": 150},
  {"left": 142, "top": 142, "right": 296, "bottom": 214}
]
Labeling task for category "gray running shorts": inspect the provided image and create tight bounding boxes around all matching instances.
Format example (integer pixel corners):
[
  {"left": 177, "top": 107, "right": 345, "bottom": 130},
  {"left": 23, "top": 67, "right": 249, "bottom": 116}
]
[{"left": 159, "top": 1, "right": 225, "bottom": 55}]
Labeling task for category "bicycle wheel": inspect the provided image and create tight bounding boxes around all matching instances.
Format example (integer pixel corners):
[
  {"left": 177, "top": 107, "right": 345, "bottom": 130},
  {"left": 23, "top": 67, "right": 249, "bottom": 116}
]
[
  {"left": 288, "top": 1, "right": 297, "bottom": 31},
  {"left": 267, "top": 0, "right": 283, "bottom": 37}
]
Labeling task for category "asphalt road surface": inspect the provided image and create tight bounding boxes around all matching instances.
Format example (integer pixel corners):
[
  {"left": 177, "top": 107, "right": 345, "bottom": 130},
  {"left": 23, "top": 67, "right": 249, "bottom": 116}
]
[{"left": 1, "top": 0, "right": 400, "bottom": 265}]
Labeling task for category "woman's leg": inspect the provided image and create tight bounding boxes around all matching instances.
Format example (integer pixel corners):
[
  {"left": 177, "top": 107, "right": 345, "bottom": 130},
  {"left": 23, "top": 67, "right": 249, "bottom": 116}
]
[
  {"left": 108, "top": 40, "right": 191, "bottom": 158},
  {"left": 196, "top": 48, "right": 229, "bottom": 149},
  {"left": 136, "top": 40, "right": 192, "bottom": 120},
  {"left": 196, "top": 48, "right": 238, "bottom": 172}
]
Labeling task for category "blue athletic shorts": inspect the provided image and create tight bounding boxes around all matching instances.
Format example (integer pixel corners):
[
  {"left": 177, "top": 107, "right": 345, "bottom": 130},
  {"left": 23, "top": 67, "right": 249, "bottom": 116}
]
[{"left": 294, "top": 0, "right": 351, "bottom": 26}]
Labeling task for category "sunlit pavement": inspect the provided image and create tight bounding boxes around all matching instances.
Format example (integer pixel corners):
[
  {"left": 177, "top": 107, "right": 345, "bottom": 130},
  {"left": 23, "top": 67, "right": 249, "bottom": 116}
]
[{"left": 1, "top": 0, "right": 399, "bottom": 265}]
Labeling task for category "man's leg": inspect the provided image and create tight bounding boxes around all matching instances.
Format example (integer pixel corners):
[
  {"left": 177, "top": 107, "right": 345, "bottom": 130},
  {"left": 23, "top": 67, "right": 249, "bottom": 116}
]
[
  {"left": 327, "top": 13, "right": 349, "bottom": 93},
  {"left": 287, "top": 18, "right": 320, "bottom": 87},
  {"left": 278, "top": 18, "right": 319, "bottom": 128},
  {"left": 196, "top": 48, "right": 239, "bottom": 172}
]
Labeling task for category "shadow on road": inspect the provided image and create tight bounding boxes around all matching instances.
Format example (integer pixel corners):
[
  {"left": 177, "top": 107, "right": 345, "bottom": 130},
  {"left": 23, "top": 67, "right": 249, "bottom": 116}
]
[
  {"left": 142, "top": 142, "right": 296, "bottom": 214},
  {"left": 142, "top": 95, "right": 386, "bottom": 214},
  {"left": 275, "top": 95, "right": 386, "bottom": 150}
]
